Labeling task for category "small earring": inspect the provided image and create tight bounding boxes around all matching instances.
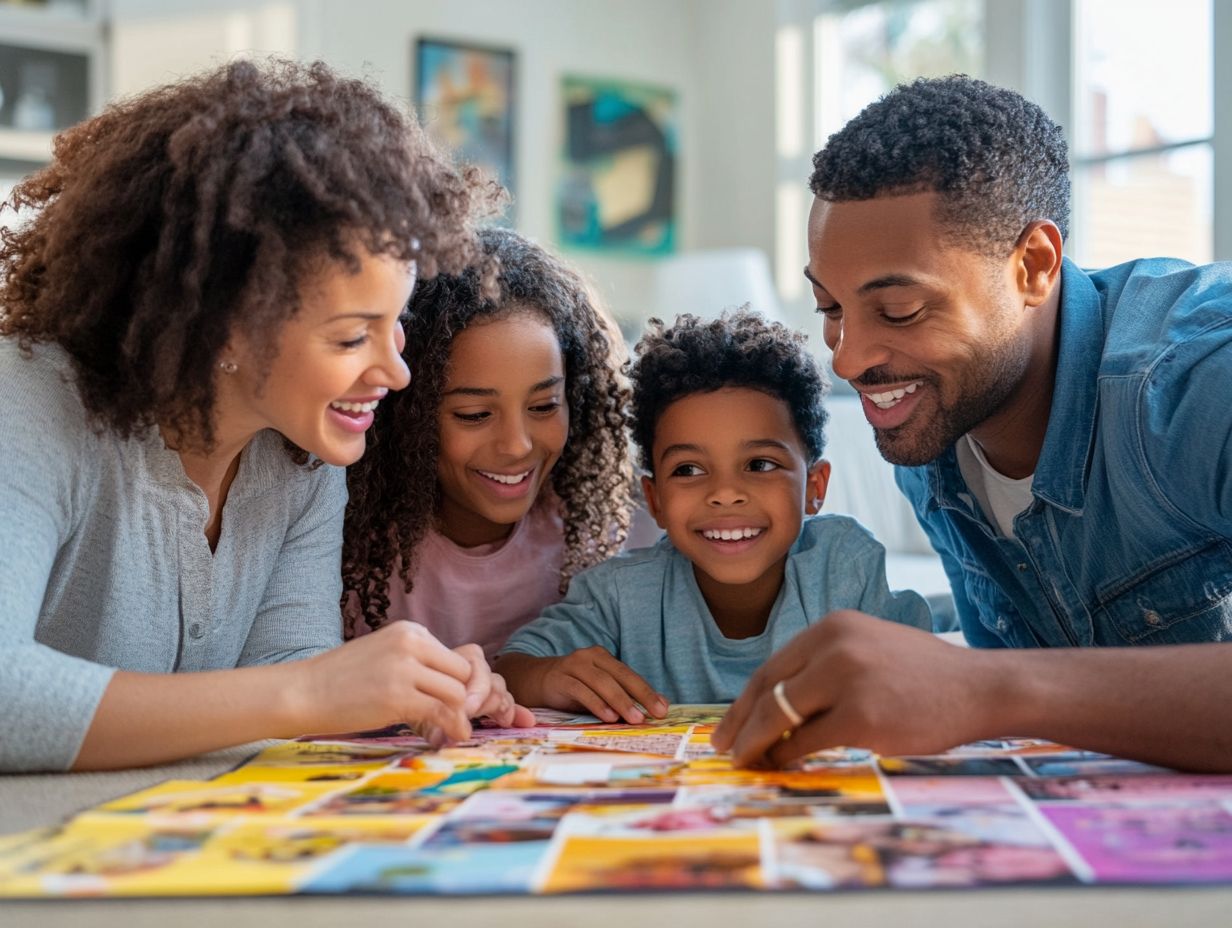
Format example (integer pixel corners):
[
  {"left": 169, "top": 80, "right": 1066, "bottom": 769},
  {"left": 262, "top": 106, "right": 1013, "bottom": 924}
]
[{"left": 218, "top": 359, "right": 238, "bottom": 375}]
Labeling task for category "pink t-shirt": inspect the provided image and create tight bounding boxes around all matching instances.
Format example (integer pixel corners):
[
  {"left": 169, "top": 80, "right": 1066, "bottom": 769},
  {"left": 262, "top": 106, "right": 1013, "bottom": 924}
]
[{"left": 349, "top": 500, "right": 567, "bottom": 660}]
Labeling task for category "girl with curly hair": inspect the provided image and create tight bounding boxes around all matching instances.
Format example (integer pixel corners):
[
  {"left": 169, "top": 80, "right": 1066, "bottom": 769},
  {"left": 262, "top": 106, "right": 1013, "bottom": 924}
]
[
  {"left": 342, "top": 228, "right": 632, "bottom": 659},
  {"left": 0, "top": 59, "right": 531, "bottom": 773}
]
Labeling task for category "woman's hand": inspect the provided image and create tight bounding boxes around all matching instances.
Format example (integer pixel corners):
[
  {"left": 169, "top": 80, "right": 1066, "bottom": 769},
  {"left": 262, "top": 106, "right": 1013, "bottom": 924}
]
[{"left": 295, "top": 621, "right": 476, "bottom": 742}]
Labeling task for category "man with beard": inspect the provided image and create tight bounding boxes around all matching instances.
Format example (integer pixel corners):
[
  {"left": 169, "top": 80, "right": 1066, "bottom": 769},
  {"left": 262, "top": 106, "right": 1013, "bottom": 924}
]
[{"left": 712, "top": 75, "right": 1232, "bottom": 773}]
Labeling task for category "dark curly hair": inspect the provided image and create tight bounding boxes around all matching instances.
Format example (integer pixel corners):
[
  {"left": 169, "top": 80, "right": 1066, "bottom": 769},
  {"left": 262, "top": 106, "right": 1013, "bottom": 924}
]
[
  {"left": 342, "top": 228, "right": 633, "bottom": 632},
  {"left": 0, "top": 58, "right": 501, "bottom": 454},
  {"left": 630, "top": 308, "right": 829, "bottom": 473},
  {"left": 809, "top": 74, "right": 1070, "bottom": 257}
]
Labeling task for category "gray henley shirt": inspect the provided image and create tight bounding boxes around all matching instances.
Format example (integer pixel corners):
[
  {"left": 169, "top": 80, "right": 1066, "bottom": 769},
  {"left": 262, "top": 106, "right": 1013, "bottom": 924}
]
[{"left": 1, "top": 339, "right": 346, "bottom": 772}]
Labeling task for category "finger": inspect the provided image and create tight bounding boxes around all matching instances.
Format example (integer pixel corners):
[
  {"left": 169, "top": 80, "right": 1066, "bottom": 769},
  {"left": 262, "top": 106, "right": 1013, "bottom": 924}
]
[
  {"left": 509, "top": 704, "right": 537, "bottom": 728},
  {"left": 419, "top": 698, "right": 471, "bottom": 744},
  {"left": 558, "top": 676, "right": 621, "bottom": 723},
  {"left": 397, "top": 626, "right": 472, "bottom": 681},
  {"left": 474, "top": 676, "right": 516, "bottom": 726},
  {"left": 454, "top": 643, "right": 493, "bottom": 717},
  {"left": 582, "top": 663, "right": 654, "bottom": 724},
  {"left": 404, "top": 663, "right": 470, "bottom": 713},
  {"left": 728, "top": 675, "right": 828, "bottom": 767},
  {"left": 713, "top": 650, "right": 797, "bottom": 751},
  {"left": 764, "top": 709, "right": 845, "bottom": 768},
  {"left": 600, "top": 656, "right": 669, "bottom": 718}
]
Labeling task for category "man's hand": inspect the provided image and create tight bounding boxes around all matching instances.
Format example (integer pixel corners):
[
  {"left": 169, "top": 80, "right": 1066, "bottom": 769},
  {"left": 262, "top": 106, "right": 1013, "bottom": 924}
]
[
  {"left": 496, "top": 647, "right": 669, "bottom": 724},
  {"left": 712, "top": 610, "right": 996, "bottom": 767}
]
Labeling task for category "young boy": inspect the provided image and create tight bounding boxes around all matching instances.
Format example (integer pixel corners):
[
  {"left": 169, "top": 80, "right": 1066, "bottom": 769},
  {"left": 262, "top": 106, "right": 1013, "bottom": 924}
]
[{"left": 495, "top": 310, "right": 931, "bottom": 723}]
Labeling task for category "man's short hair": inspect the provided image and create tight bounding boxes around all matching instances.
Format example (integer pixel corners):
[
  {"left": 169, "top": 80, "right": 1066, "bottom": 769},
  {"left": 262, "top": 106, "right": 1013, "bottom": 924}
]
[{"left": 809, "top": 74, "right": 1070, "bottom": 257}]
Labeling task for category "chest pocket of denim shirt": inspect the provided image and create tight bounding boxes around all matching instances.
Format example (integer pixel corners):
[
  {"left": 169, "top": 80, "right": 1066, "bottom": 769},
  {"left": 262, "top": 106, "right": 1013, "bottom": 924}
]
[
  {"left": 960, "top": 562, "right": 1040, "bottom": 648},
  {"left": 1094, "top": 540, "right": 1232, "bottom": 645}
]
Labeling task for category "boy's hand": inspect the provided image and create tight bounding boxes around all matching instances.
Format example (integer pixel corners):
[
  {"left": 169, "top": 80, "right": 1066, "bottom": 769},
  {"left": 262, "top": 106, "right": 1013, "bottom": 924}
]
[{"left": 497, "top": 648, "right": 669, "bottom": 724}]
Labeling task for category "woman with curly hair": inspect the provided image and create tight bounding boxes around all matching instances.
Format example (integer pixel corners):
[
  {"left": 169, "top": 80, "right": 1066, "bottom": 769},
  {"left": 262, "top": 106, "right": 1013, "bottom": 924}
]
[
  {"left": 0, "top": 59, "right": 531, "bottom": 773},
  {"left": 342, "top": 228, "right": 632, "bottom": 659}
]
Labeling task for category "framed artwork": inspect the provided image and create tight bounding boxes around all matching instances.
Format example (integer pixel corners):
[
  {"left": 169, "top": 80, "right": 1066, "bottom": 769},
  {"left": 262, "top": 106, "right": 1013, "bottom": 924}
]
[
  {"left": 414, "top": 37, "right": 516, "bottom": 223},
  {"left": 557, "top": 75, "right": 677, "bottom": 256}
]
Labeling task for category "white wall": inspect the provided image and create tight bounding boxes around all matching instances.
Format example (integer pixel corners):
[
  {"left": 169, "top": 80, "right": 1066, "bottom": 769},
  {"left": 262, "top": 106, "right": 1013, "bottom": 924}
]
[{"left": 108, "top": 0, "right": 782, "bottom": 329}]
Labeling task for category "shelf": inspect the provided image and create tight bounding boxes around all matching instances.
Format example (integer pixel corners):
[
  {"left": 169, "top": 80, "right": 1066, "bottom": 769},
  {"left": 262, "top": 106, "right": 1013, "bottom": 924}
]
[{"left": 0, "top": 126, "right": 54, "bottom": 161}]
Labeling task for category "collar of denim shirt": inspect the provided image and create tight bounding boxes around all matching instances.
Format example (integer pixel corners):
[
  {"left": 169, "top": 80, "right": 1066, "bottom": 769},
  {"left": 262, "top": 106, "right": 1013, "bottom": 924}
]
[{"left": 917, "top": 257, "right": 1103, "bottom": 520}]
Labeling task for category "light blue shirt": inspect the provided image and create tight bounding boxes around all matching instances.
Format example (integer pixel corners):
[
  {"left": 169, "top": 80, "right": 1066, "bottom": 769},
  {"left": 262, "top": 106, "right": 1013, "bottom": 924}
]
[
  {"left": 896, "top": 257, "right": 1232, "bottom": 648},
  {"left": 500, "top": 514, "right": 932, "bottom": 702}
]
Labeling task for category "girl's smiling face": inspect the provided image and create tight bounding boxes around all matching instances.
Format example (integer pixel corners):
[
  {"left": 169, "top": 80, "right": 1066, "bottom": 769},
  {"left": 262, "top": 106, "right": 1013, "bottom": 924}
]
[{"left": 435, "top": 310, "right": 569, "bottom": 547}]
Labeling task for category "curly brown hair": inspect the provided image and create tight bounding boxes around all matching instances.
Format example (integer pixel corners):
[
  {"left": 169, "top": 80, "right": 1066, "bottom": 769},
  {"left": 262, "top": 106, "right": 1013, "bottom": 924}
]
[
  {"left": 0, "top": 58, "right": 501, "bottom": 453},
  {"left": 630, "top": 309, "right": 829, "bottom": 472},
  {"left": 342, "top": 228, "right": 633, "bottom": 633}
]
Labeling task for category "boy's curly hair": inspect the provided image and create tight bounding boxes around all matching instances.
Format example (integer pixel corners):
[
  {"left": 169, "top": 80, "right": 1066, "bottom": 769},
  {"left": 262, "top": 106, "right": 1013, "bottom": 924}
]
[
  {"left": 342, "top": 228, "right": 633, "bottom": 632},
  {"left": 0, "top": 58, "right": 501, "bottom": 454},
  {"left": 630, "top": 309, "right": 829, "bottom": 472},
  {"left": 810, "top": 74, "right": 1070, "bottom": 257}
]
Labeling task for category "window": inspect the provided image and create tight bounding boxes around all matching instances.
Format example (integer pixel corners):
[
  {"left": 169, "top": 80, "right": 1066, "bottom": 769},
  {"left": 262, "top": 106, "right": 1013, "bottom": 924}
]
[
  {"left": 775, "top": 0, "right": 983, "bottom": 313},
  {"left": 1070, "top": 0, "right": 1213, "bottom": 266},
  {"left": 778, "top": 0, "right": 1228, "bottom": 316},
  {"left": 814, "top": 0, "right": 983, "bottom": 143}
]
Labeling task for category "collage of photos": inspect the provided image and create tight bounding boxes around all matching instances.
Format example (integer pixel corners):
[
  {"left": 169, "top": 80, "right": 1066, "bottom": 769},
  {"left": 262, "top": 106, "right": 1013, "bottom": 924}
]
[{"left": 3, "top": 707, "right": 1232, "bottom": 897}]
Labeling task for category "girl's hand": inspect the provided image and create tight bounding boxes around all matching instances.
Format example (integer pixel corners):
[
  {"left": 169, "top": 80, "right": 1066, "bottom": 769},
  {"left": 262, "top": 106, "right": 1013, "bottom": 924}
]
[
  {"left": 500, "top": 647, "right": 669, "bottom": 724},
  {"left": 451, "top": 642, "right": 537, "bottom": 729},
  {"left": 296, "top": 621, "right": 474, "bottom": 741}
]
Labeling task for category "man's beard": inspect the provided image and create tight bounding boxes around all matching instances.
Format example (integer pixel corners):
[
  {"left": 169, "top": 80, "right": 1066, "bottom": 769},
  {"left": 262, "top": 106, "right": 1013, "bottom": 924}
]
[{"left": 868, "top": 331, "right": 1033, "bottom": 468}]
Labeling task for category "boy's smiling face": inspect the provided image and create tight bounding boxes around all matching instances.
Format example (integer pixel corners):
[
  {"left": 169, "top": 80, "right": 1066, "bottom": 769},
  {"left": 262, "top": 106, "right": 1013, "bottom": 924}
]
[{"left": 641, "top": 386, "right": 830, "bottom": 612}]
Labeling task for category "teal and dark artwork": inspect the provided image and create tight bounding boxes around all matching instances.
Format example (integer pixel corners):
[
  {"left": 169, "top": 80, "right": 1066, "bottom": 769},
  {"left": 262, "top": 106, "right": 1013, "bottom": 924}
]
[{"left": 557, "top": 76, "right": 676, "bottom": 255}]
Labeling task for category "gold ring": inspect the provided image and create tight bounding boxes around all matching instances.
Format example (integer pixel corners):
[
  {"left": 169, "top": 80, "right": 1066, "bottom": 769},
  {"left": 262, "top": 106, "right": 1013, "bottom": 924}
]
[{"left": 773, "top": 680, "right": 804, "bottom": 728}]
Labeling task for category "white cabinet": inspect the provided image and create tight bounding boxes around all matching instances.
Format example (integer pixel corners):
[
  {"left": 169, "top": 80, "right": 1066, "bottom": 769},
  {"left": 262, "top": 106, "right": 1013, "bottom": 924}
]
[{"left": 0, "top": 0, "right": 106, "bottom": 184}]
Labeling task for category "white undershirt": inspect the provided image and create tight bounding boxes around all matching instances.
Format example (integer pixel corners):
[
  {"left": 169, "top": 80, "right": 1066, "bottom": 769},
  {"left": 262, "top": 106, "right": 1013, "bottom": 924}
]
[{"left": 955, "top": 434, "right": 1035, "bottom": 539}]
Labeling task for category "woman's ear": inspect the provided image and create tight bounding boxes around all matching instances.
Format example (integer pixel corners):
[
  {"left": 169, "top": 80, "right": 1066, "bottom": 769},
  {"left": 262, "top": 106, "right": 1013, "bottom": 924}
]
[
  {"left": 641, "top": 473, "right": 666, "bottom": 528},
  {"left": 805, "top": 459, "right": 832, "bottom": 515}
]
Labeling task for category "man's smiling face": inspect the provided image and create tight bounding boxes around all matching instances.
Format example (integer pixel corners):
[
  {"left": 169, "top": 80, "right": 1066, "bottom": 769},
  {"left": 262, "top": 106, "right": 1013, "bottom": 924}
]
[{"left": 806, "top": 191, "right": 1033, "bottom": 466}]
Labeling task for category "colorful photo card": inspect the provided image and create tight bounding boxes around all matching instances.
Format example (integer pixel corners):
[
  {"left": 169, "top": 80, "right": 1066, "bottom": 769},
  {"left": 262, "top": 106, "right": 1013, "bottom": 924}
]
[{"left": 6, "top": 706, "right": 1232, "bottom": 898}]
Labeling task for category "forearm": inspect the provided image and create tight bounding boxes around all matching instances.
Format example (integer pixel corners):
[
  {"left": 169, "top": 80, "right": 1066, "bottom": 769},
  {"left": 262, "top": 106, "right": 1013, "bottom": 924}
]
[
  {"left": 493, "top": 652, "right": 553, "bottom": 708},
  {"left": 73, "top": 663, "right": 311, "bottom": 770},
  {"left": 980, "top": 643, "right": 1232, "bottom": 772}
]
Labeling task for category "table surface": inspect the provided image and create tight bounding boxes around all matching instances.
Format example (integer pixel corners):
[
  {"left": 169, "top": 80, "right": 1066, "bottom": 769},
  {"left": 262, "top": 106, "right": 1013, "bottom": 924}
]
[{"left": 3, "top": 743, "right": 1231, "bottom": 927}]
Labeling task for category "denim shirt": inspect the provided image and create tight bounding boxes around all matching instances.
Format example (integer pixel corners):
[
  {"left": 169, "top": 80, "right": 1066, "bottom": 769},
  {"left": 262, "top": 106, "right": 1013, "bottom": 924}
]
[{"left": 896, "top": 257, "right": 1232, "bottom": 649}]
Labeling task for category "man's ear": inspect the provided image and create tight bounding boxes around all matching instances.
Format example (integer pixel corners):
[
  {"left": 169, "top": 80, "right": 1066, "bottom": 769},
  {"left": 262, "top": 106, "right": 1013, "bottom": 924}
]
[
  {"left": 1014, "top": 221, "right": 1063, "bottom": 308},
  {"left": 641, "top": 474, "right": 666, "bottom": 528},
  {"left": 805, "top": 459, "right": 832, "bottom": 515}
]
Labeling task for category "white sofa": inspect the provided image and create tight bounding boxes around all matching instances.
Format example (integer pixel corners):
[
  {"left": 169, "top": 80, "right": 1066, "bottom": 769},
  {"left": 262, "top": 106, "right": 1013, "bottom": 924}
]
[{"left": 822, "top": 393, "right": 953, "bottom": 604}]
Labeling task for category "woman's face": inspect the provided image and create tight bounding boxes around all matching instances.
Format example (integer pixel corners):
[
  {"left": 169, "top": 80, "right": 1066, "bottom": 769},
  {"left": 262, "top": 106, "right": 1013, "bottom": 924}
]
[
  {"left": 435, "top": 310, "right": 569, "bottom": 547},
  {"left": 221, "top": 250, "right": 415, "bottom": 466}
]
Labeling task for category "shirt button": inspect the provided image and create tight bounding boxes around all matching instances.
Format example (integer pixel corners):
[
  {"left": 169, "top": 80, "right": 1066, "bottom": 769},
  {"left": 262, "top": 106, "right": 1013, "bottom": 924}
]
[
  {"left": 188, "top": 623, "right": 205, "bottom": 639},
  {"left": 996, "top": 617, "right": 1008, "bottom": 632},
  {"left": 1143, "top": 609, "right": 1163, "bottom": 627},
  {"left": 1017, "top": 563, "right": 1028, "bottom": 572}
]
